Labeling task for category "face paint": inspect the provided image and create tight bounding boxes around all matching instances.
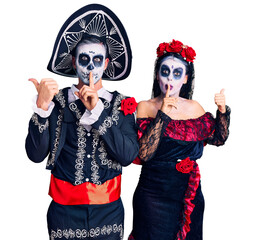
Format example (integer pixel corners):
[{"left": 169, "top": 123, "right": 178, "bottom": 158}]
[
  {"left": 75, "top": 43, "right": 106, "bottom": 85},
  {"left": 158, "top": 57, "right": 187, "bottom": 97}
]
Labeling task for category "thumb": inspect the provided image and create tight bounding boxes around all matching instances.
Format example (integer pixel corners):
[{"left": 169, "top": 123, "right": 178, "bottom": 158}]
[
  {"left": 29, "top": 78, "right": 39, "bottom": 92},
  {"left": 220, "top": 88, "right": 225, "bottom": 95},
  {"left": 74, "top": 91, "right": 80, "bottom": 98}
]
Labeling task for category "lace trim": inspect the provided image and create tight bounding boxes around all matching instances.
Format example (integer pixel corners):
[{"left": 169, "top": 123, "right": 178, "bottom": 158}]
[
  {"left": 98, "top": 141, "right": 122, "bottom": 171},
  {"left": 176, "top": 162, "right": 201, "bottom": 240},
  {"left": 50, "top": 223, "right": 123, "bottom": 239},
  {"left": 98, "top": 94, "right": 125, "bottom": 135},
  {"left": 31, "top": 113, "right": 49, "bottom": 133}
]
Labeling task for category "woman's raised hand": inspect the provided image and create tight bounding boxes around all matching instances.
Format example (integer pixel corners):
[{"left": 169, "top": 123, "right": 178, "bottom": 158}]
[{"left": 215, "top": 89, "right": 226, "bottom": 113}]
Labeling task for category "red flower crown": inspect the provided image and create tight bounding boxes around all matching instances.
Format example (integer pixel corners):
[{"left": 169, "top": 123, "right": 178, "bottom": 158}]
[{"left": 157, "top": 39, "right": 196, "bottom": 63}]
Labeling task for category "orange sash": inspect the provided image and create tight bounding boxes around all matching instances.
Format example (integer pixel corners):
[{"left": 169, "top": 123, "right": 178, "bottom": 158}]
[{"left": 49, "top": 174, "right": 121, "bottom": 205}]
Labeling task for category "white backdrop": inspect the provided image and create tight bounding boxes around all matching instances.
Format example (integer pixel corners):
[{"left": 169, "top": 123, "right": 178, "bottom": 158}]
[{"left": 0, "top": 0, "right": 255, "bottom": 239}]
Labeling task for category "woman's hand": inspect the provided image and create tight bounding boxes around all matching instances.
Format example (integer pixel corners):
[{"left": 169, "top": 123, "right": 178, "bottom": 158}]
[
  {"left": 75, "top": 72, "right": 99, "bottom": 111},
  {"left": 160, "top": 84, "right": 178, "bottom": 114},
  {"left": 29, "top": 78, "right": 59, "bottom": 111},
  {"left": 215, "top": 89, "right": 226, "bottom": 113}
]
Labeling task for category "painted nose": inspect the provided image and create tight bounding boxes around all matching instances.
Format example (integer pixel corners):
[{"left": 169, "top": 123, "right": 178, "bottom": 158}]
[{"left": 87, "top": 64, "right": 94, "bottom": 71}]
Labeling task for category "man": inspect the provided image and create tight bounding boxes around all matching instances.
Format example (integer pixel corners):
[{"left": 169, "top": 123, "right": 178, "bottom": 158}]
[{"left": 25, "top": 4, "right": 138, "bottom": 239}]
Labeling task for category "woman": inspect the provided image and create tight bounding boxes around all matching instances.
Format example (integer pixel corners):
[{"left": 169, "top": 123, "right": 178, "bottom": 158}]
[{"left": 129, "top": 39, "right": 230, "bottom": 240}]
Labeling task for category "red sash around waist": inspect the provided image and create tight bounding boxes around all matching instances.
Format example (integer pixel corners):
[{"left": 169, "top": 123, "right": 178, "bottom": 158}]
[{"left": 49, "top": 174, "right": 121, "bottom": 205}]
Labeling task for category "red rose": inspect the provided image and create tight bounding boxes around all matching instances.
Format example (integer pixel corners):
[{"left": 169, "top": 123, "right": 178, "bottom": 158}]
[
  {"left": 157, "top": 42, "right": 168, "bottom": 57},
  {"left": 168, "top": 39, "right": 183, "bottom": 53},
  {"left": 176, "top": 157, "right": 194, "bottom": 173},
  {"left": 184, "top": 46, "right": 196, "bottom": 62},
  {"left": 121, "top": 97, "right": 138, "bottom": 116}
]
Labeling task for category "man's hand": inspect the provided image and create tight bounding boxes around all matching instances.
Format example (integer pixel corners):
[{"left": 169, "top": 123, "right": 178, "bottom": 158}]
[
  {"left": 75, "top": 72, "right": 99, "bottom": 111},
  {"left": 29, "top": 78, "right": 59, "bottom": 111}
]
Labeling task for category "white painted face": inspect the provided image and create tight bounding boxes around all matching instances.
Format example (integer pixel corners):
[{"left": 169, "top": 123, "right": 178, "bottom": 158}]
[
  {"left": 158, "top": 56, "right": 187, "bottom": 97},
  {"left": 75, "top": 42, "right": 107, "bottom": 85}
]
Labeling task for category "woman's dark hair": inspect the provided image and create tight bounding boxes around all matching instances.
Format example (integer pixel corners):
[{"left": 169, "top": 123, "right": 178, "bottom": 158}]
[{"left": 152, "top": 52, "right": 195, "bottom": 99}]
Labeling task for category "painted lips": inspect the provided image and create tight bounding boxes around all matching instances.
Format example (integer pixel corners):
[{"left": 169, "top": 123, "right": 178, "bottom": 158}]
[{"left": 165, "top": 84, "right": 173, "bottom": 91}]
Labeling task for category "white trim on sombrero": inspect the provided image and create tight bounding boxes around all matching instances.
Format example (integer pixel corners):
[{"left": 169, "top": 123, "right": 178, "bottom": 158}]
[{"left": 51, "top": 9, "right": 128, "bottom": 80}]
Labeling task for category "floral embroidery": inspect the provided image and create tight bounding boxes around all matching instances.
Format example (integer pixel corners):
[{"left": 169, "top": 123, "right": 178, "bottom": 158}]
[
  {"left": 98, "top": 93, "right": 125, "bottom": 135},
  {"left": 31, "top": 113, "right": 49, "bottom": 133},
  {"left": 50, "top": 223, "right": 123, "bottom": 239}
]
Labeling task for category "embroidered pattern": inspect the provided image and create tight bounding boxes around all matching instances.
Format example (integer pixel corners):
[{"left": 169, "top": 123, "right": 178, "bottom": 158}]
[
  {"left": 98, "top": 141, "right": 121, "bottom": 171},
  {"left": 98, "top": 94, "right": 125, "bottom": 135},
  {"left": 47, "top": 110, "right": 64, "bottom": 167},
  {"left": 50, "top": 223, "right": 123, "bottom": 239},
  {"left": 55, "top": 90, "right": 66, "bottom": 108},
  {"left": 46, "top": 90, "right": 66, "bottom": 168},
  {"left": 91, "top": 129, "right": 101, "bottom": 185},
  {"left": 31, "top": 113, "right": 49, "bottom": 133},
  {"left": 69, "top": 102, "right": 87, "bottom": 185}
]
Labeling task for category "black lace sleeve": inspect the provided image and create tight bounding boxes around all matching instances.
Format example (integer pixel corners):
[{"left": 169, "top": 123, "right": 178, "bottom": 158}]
[
  {"left": 206, "top": 105, "right": 231, "bottom": 146},
  {"left": 138, "top": 110, "right": 171, "bottom": 162}
]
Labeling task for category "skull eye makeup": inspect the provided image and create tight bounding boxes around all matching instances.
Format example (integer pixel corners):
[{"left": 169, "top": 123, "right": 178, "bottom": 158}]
[
  {"left": 93, "top": 55, "right": 104, "bottom": 67},
  {"left": 160, "top": 64, "right": 170, "bottom": 77},
  {"left": 79, "top": 53, "right": 90, "bottom": 67},
  {"left": 173, "top": 68, "right": 184, "bottom": 80}
]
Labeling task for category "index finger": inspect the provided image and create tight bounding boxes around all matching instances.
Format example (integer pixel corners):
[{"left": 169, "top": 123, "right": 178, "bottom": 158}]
[
  {"left": 165, "top": 84, "right": 170, "bottom": 98},
  {"left": 89, "top": 72, "right": 94, "bottom": 88}
]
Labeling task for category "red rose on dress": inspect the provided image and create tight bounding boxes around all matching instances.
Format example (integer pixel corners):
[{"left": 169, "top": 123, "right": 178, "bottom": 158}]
[
  {"left": 168, "top": 40, "right": 183, "bottom": 53},
  {"left": 184, "top": 46, "right": 196, "bottom": 62},
  {"left": 121, "top": 97, "right": 138, "bottom": 116},
  {"left": 176, "top": 157, "right": 194, "bottom": 173}
]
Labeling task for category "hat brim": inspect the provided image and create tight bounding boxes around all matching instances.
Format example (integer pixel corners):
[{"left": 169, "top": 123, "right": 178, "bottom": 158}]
[{"left": 47, "top": 4, "right": 132, "bottom": 81}]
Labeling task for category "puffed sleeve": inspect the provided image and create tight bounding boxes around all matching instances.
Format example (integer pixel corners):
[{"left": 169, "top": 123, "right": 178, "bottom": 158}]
[
  {"left": 25, "top": 113, "right": 50, "bottom": 163},
  {"left": 92, "top": 108, "right": 139, "bottom": 167},
  {"left": 206, "top": 105, "right": 231, "bottom": 146},
  {"left": 136, "top": 110, "right": 171, "bottom": 162}
]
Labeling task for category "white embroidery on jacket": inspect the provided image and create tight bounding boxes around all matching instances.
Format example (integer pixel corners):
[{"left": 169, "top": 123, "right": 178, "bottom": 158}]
[
  {"left": 31, "top": 113, "right": 49, "bottom": 133},
  {"left": 69, "top": 102, "right": 86, "bottom": 185},
  {"left": 98, "top": 141, "right": 121, "bottom": 171},
  {"left": 98, "top": 94, "right": 125, "bottom": 135}
]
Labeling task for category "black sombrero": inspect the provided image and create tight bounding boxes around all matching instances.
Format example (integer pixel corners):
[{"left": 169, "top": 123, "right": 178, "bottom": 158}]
[{"left": 47, "top": 4, "right": 132, "bottom": 81}]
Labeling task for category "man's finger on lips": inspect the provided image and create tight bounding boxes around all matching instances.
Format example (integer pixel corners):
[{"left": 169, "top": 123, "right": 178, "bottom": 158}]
[{"left": 89, "top": 72, "right": 94, "bottom": 88}]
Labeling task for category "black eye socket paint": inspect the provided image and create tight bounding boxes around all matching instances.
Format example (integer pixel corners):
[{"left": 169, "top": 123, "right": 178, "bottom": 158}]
[
  {"left": 79, "top": 53, "right": 90, "bottom": 67},
  {"left": 173, "top": 68, "right": 184, "bottom": 80},
  {"left": 93, "top": 55, "right": 104, "bottom": 68},
  {"left": 160, "top": 64, "right": 170, "bottom": 77}
]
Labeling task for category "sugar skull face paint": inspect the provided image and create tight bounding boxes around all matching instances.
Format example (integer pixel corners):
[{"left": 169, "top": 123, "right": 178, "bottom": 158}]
[
  {"left": 158, "top": 56, "right": 187, "bottom": 97},
  {"left": 75, "top": 43, "right": 107, "bottom": 85}
]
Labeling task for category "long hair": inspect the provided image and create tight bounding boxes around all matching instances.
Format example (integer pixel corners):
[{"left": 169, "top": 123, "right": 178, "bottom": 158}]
[{"left": 152, "top": 52, "right": 195, "bottom": 99}]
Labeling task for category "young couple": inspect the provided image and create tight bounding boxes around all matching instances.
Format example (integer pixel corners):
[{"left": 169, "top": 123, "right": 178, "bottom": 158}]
[{"left": 25, "top": 4, "right": 230, "bottom": 240}]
